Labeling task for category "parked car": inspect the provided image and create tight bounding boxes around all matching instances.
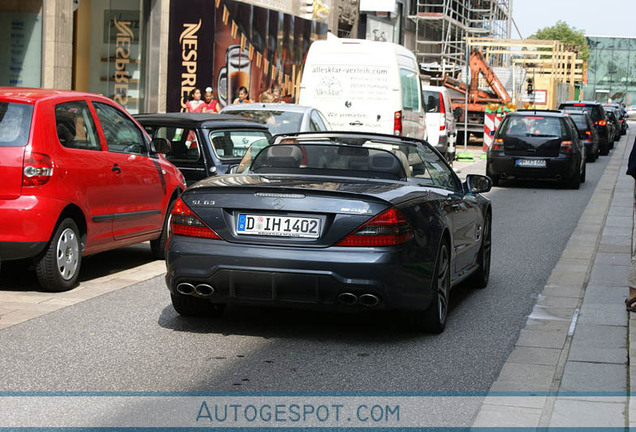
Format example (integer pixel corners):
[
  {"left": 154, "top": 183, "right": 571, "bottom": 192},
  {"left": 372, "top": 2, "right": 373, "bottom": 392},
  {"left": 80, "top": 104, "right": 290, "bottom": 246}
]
[
  {"left": 603, "top": 103, "right": 627, "bottom": 136},
  {"left": 220, "top": 103, "right": 331, "bottom": 135},
  {"left": 165, "top": 131, "right": 493, "bottom": 333},
  {"left": 487, "top": 110, "right": 586, "bottom": 188},
  {"left": 565, "top": 111, "right": 600, "bottom": 162},
  {"left": 605, "top": 110, "right": 621, "bottom": 146},
  {"left": 298, "top": 39, "right": 427, "bottom": 140},
  {"left": 134, "top": 113, "right": 271, "bottom": 186},
  {"left": 421, "top": 85, "right": 458, "bottom": 162},
  {"left": 559, "top": 101, "right": 610, "bottom": 155},
  {"left": 0, "top": 88, "right": 185, "bottom": 291}
]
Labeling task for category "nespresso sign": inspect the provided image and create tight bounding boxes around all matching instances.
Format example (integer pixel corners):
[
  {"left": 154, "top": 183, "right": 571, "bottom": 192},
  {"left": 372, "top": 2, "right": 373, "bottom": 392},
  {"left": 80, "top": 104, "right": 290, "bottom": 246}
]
[{"left": 167, "top": 0, "right": 214, "bottom": 112}]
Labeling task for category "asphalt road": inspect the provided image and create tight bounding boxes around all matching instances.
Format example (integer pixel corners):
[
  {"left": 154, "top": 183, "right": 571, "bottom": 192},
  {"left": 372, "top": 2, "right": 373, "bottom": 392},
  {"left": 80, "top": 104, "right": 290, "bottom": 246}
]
[{"left": 0, "top": 135, "right": 625, "bottom": 397}]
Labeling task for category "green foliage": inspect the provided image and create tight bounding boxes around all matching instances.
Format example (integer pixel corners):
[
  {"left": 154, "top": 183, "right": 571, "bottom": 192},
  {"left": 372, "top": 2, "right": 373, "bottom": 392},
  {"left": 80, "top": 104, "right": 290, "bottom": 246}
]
[{"left": 529, "top": 20, "right": 590, "bottom": 62}]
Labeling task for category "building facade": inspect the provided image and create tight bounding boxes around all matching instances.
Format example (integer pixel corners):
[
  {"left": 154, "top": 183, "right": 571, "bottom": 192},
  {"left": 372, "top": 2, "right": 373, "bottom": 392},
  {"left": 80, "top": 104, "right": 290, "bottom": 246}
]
[
  {"left": 1, "top": 0, "right": 330, "bottom": 113},
  {"left": 585, "top": 36, "right": 636, "bottom": 105}
]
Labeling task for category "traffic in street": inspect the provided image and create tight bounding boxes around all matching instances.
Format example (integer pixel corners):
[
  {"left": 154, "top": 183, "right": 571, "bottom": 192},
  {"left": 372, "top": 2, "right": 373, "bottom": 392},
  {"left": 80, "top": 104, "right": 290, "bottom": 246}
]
[{"left": 0, "top": 130, "right": 626, "bottom": 397}]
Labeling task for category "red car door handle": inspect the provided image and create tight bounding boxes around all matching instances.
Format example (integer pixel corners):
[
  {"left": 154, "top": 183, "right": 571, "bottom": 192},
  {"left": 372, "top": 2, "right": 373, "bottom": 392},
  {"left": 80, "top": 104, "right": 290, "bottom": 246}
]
[{"left": 111, "top": 164, "right": 121, "bottom": 174}]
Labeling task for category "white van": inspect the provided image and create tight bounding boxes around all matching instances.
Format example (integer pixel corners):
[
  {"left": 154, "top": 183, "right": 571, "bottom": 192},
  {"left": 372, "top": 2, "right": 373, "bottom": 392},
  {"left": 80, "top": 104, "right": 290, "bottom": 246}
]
[
  {"left": 299, "top": 39, "right": 426, "bottom": 141},
  {"left": 421, "top": 85, "right": 457, "bottom": 162}
]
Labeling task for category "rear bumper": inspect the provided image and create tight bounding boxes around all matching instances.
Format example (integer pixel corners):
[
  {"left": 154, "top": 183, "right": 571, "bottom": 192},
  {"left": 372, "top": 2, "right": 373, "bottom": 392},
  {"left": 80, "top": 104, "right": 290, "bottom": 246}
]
[
  {"left": 0, "top": 241, "right": 47, "bottom": 262},
  {"left": 0, "top": 195, "right": 67, "bottom": 259},
  {"left": 165, "top": 236, "right": 436, "bottom": 311},
  {"left": 487, "top": 152, "right": 579, "bottom": 180}
]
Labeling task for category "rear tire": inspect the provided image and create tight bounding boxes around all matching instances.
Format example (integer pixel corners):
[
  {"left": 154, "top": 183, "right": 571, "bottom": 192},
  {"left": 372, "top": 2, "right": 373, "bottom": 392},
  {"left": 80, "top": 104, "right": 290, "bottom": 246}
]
[
  {"left": 171, "top": 293, "right": 226, "bottom": 317},
  {"left": 150, "top": 199, "right": 175, "bottom": 260},
  {"left": 407, "top": 242, "right": 450, "bottom": 333},
  {"left": 467, "top": 212, "right": 491, "bottom": 289},
  {"left": 489, "top": 174, "right": 500, "bottom": 187},
  {"left": 567, "top": 171, "right": 581, "bottom": 189},
  {"left": 580, "top": 162, "right": 586, "bottom": 183},
  {"left": 35, "top": 218, "right": 82, "bottom": 292}
]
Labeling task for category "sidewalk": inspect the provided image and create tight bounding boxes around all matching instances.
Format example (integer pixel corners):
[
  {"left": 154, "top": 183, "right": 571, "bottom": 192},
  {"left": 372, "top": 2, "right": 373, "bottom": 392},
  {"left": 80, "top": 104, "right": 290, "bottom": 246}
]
[{"left": 473, "top": 131, "right": 635, "bottom": 428}]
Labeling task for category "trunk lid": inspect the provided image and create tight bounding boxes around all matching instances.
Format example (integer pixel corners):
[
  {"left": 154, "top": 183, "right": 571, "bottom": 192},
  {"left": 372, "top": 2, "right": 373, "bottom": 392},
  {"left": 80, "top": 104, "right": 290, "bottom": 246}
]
[
  {"left": 0, "top": 102, "right": 33, "bottom": 199},
  {"left": 181, "top": 175, "right": 420, "bottom": 247},
  {"left": 503, "top": 135, "right": 562, "bottom": 157},
  {"left": 0, "top": 146, "right": 25, "bottom": 199}
]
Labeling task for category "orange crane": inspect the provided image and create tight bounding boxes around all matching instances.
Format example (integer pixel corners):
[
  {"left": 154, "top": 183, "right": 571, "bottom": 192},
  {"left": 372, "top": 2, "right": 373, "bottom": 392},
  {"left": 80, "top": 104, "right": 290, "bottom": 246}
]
[{"left": 443, "top": 50, "right": 512, "bottom": 143}]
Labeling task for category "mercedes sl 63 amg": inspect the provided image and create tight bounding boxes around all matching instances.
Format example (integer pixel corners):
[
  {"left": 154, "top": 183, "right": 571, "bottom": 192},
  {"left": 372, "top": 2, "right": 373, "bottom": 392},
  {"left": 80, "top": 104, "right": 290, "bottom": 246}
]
[{"left": 165, "top": 132, "right": 492, "bottom": 333}]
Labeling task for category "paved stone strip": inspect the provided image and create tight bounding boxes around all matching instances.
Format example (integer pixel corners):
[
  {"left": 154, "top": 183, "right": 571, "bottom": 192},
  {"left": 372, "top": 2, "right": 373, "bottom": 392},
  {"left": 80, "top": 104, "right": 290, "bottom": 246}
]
[
  {"left": 0, "top": 260, "right": 166, "bottom": 330},
  {"left": 473, "top": 133, "right": 634, "bottom": 428}
]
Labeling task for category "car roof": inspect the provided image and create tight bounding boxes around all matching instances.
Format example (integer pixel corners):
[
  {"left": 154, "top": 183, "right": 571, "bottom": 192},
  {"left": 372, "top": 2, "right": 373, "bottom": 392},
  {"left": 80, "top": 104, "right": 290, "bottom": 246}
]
[
  {"left": 0, "top": 87, "right": 114, "bottom": 104},
  {"left": 509, "top": 110, "right": 565, "bottom": 118},
  {"left": 271, "top": 131, "right": 425, "bottom": 148},
  {"left": 221, "top": 103, "right": 314, "bottom": 114},
  {"left": 133, "top": 112, "right": 270, "bottom": 130},
  {"left": 560, "top": 100, "right": 602, "bottom": 106}
]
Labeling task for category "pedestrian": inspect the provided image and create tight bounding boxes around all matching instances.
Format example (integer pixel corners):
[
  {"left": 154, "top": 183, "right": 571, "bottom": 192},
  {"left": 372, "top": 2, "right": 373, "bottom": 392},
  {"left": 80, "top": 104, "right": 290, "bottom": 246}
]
[
  {"left": 626, "top": 138, "right": 636, "bottom": 311},
  {"left": 186, "top": 88, "right": 204, "bottom": 112},
  {"left": 202, "top": 87, "right": 220, "bottom": 113},
  {"left": 259, "top": 89, "right": 274, "bottom": 103},
  {"left": 233, "top": 86, "right": 251, "bottom": 104},
  {"left": 271, "top": 83, "right": 284, "bottom": 103}
]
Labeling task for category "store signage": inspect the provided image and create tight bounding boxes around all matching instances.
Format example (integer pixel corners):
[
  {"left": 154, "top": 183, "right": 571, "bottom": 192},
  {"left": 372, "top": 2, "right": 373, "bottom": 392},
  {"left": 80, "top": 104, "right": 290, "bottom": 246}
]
[
  {"left": 113, "top": 18, "right": 133, "bottom": 106},
  {"left": 167, "top": 0, "right": 214, "bottom": 112},
  {"left": 360, "top": 0, "right": 397, "bottom": 13}
]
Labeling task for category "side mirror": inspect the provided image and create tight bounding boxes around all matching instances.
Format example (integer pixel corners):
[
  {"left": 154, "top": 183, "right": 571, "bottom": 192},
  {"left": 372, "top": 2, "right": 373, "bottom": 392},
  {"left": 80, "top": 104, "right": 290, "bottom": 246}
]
[
  {"left": 465, "top": 174, "right": 492, "bottom": 194},
  {"left": 453, "top": 106, "right": 463, "bottom": 120},
  {"left": 151, "top": 137, "right": 171, "bottom": 154}
]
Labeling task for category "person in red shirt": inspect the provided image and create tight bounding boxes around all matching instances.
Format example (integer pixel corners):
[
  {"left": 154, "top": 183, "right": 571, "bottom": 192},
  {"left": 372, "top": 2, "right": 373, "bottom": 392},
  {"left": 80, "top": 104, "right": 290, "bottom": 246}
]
[
  {"left": 202, "top": 87, "right": 220, "bottom": 113},
  {"left": 185, "top": 88, "right": 204, "bottom": 112}
]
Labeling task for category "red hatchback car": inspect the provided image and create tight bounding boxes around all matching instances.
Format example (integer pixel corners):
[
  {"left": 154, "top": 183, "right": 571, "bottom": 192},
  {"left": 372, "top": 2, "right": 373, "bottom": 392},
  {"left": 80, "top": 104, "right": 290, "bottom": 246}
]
[{"left": 0, "top": 88, "right": 185, "bottom": 291}]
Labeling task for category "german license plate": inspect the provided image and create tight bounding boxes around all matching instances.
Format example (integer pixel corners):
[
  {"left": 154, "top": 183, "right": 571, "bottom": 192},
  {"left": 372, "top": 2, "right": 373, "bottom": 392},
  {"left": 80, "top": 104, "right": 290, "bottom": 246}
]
[
  {"left": 237, "top": 214, "right": 320, "bottom": 238},
  {"left": 515, "top": 159, "right": 546, "bottom": 168}
]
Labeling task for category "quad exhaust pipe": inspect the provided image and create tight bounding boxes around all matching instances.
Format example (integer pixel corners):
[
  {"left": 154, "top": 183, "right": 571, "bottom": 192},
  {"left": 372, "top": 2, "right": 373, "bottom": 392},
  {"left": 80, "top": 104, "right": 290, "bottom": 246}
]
[
  {"left": 176, "top": 282, "right": 215, "bottom": 297},
  {"left": 337, "top": 292, "right": 380, "bottom": 307}
]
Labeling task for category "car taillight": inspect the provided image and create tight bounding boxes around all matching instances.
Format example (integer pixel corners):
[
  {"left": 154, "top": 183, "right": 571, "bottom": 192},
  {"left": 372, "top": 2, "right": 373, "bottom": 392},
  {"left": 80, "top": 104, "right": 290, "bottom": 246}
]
[
  {"left": 394, "top": 110, "right": 403, "bottom": 136},
  {"left": 440, "top": 124, "right": 446, "bottom": 131},
  {"left": 585, "top": 130, "right": 591, "bottom": 136},
  {"left": 560, "top": 140, "right": 573, "bottom": 153},
  {"left": 492, "top": 138, "right": 503, "bottom": 150},
  {"left": 170, "top": 197, "right": 222, "bottom": 240},
  {"left": 596, "top": 120, "right": 607, "bottom": 126},
  {"left": 439, "top": 93, "right": 446, "bottom": 114},
  {"left": 22, "top": 152, "right": 53, "bottom": 187},
  {"left": 336, "top": 208, "right": 413, "bottom": 247}
]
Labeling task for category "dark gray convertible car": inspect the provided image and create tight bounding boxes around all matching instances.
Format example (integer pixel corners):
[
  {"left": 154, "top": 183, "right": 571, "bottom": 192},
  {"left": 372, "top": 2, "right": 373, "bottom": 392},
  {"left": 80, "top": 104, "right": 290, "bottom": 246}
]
[{"left": 165, "top": 132, "right": 492, "bottom": 333}]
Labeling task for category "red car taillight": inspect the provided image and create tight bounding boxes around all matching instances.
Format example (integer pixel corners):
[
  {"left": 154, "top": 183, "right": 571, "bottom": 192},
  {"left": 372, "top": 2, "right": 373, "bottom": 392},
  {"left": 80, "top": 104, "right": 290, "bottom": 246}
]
[
  {"left": 492, "top": 138, "right": 503, "bottom": 150},
  {"left": 439, "top": 92, "right": 446, "bottom": 114},
  {"left": 336, "top": 208, "right": 413, "bottom": 247},
  {"left": 22, "top": 152, "right": 53, "bottom": 187},
  {"left": 170, "top": 197, "right": 222, "bottom": 240},
  {"left": 393, "top": 110, "right": 403, "bottom": 136},
  {"left": 596, "top": 120, "right": 607, "bottom": 126},
  {"left": 560, "top": 140, "right": 573, "bottom": 153}
]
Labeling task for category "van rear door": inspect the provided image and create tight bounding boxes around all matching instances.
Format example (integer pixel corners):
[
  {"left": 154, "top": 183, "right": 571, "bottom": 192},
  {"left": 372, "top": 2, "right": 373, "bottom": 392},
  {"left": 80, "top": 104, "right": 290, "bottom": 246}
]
[{"left": 299, "top": 42, "right": 397, "bottom": 134}]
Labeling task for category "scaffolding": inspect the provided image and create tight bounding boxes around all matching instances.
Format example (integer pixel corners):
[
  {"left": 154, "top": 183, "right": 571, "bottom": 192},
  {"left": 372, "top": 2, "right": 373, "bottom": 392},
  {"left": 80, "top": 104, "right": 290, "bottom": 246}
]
[{"left": 412, "top": 0, "right": 512, "bottom": 77}]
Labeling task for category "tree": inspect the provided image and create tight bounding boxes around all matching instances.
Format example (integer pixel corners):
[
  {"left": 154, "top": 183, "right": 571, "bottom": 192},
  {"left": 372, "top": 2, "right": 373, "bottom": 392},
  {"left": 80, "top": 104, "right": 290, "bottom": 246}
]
[{"left": 529, "top": 21, "right": 590, "bottom": 62}]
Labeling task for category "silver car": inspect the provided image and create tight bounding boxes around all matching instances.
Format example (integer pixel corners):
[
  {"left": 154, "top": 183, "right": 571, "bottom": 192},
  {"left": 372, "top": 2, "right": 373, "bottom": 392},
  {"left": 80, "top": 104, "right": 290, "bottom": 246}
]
[{"left": 220, "top": 103, "right": 331, "bottom": 135}]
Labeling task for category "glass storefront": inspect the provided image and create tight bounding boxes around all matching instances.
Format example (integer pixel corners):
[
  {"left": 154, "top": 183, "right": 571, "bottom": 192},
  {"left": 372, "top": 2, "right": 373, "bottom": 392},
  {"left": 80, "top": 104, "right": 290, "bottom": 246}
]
[
  {"left": 585, "top": 36, "right": 636, "bottom": 105},
  {"left": 0, "top": 2, "right": 42, "bottom": 87},
  {"left": 74, "top": 0, "right": 146, "bottom": 114}
]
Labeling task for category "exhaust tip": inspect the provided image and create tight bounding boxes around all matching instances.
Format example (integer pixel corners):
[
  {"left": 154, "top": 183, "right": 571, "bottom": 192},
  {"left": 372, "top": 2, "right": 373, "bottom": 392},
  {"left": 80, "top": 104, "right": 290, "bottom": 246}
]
[
  {"left": 176, "top": 282, "right": 195, "bottom": 296},
  {"left": 337, "top": 292, "right": 358, "bottom": 306},
  {"left": 358, "top": 293, "right": 380, "bottom": 307},
  {"left": 195, "top": 284, "right": 215, "bottom": 297}
]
